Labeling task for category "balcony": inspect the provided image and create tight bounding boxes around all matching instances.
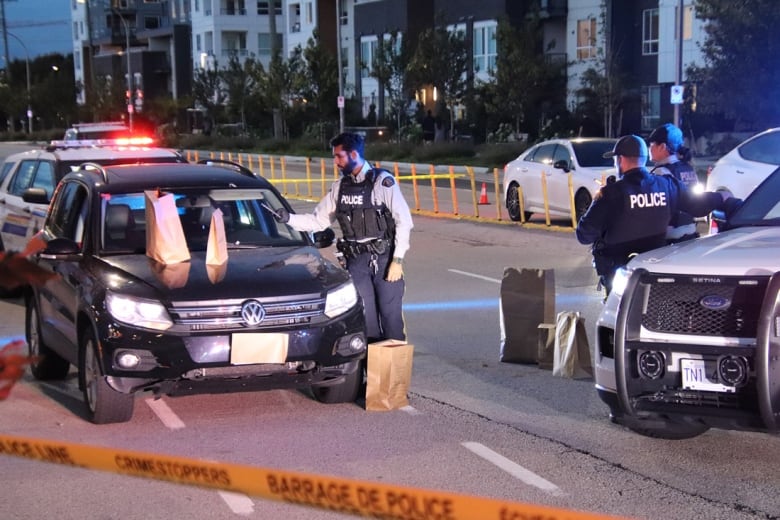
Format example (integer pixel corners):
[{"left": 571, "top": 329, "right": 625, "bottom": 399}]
[{"left": 222, "top": 48, "right": 249, "bottom": 58}]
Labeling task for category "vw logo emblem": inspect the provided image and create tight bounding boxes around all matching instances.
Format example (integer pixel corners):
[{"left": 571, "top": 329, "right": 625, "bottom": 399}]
[
  {"left": 241, "top": 300, "right": 266, "bottom": 326},
  {"left": 699, "top": 295, "right": 731, "bottom": 311}
]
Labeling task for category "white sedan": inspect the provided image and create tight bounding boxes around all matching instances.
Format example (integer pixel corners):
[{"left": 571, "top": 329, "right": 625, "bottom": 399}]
[
  {"left": 706, "top": 127, "right": 780, "bottom": 200},
  {"left": 502, "top": 137, "right": 617, "bottom": 222}
]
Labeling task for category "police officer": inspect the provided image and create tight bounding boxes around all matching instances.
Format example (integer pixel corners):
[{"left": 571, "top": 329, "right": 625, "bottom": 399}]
[
  {"left": 273, "top": 132, "right": 413, "bottom": 341},
  {"left": 648, "top": 123, "right": 699, "bottom": 243},
  {"left": 576, "top": 134, "right": 727, "bottom": 295}
]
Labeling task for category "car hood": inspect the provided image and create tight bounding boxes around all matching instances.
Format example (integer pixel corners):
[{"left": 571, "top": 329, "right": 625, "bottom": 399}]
[
  {"left": 628, "top": 226, "right": 780, "bottom": 277},
  {"left": 98, "top": 246, "right": 348, "bottom": 299}
]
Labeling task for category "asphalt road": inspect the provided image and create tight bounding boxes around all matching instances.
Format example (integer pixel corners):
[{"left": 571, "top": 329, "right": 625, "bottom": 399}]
[{"left": 0, "top": 143, "right": 777, "bottom": 520}]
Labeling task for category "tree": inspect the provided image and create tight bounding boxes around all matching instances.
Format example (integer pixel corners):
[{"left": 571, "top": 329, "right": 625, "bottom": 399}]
[
  {"left": 370, "top": 32, "right": 409, "bottom": 136},
  {"left": 687, "top": 0, "right": 780, "bottom": 130},
  {"left": 191, "top": 61, "right": 226, "bottom": 134},
  {"left": 301, "top": 29, "right": 339, "bottom": 120},
  {"left": 263, "top": 48, "right": 307, "bottom": 139},
  {"left": 409, "top": 25, "right": 469, "bottom": 139},
  {"left": 221, "top": 54, "right": 263, "bottom": 130},
  {"left": 487, "top": 16, "right": 566, "bottom": 139}
]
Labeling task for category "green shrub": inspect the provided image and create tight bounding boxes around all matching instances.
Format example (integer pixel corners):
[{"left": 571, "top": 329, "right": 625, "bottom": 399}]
[
  {"left": 475, "top": 142, "right": 527, "bottom": 169},
  {"left": 411, "top": 142, "right": 476, "bottom": 162}
]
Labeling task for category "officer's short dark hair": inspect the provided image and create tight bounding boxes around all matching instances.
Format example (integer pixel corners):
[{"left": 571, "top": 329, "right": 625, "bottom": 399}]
[{"left": 330, "top": 132, "right": 365, "bottom": 156}]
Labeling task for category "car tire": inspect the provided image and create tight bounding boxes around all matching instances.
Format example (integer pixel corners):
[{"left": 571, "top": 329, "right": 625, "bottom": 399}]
[
  {"left": 506, "top": 183, "right": 532, "bottom": 222},
  {"left": 311, "top": 363, "right": 362, "bottom": 404},
  {"left": 574, "top": 189, "right": 592, "bottom": 222},
  {"left": 79, "top": 327, "right": 134, "bottom": 424},
  {"left": 26, "top": 297, "right": 70, "bottom": 380}
]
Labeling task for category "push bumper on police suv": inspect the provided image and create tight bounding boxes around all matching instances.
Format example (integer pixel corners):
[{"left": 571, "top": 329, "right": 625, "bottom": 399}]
[{"left": 594, "top": 230, "right": 780, "bottom": 439}]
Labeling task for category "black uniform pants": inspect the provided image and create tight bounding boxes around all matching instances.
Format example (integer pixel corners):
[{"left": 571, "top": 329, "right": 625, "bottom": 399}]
[{"left": 347, "top": 251, "right": 406, "bottom": 341}]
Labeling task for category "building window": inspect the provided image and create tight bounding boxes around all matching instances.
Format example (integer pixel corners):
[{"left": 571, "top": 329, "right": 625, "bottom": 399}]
[
  {"left": 340, "top": 6, "right": 348, "bottom": 25},
  {"left": 473, "top": 21, "right": 497, "bottom": 74},
  {"left": 144, "top": 16, "right": 160, "bottom": 29},
  {"left": 73, "top": 21, "right": 78, "bottom": 40},
  {"left": 576, "top": 18, "right": 597, "bottom": 60},
  {"left": 258, "top": 33, "right": 281, "bottom": 55},
  {"left": 257, "top": 1, "right": 281, "bottom": 15},
  {"left": 642, "top": 8, "right": 659, "bottom": 55},
  {"left": 306, "top": 2, "right": 313, "bottom": 25},
  {"left": 675, "top": 5, "right": 694, "bottom": 41},
  {"left": 196, "top": 34, "right": 201, "bottom": 52},
  {"left": 360, "top": 36, "right": 378, "bottom": 78},
  {"left": 641, "top": 85, "right": 660, "bottom": 130}
]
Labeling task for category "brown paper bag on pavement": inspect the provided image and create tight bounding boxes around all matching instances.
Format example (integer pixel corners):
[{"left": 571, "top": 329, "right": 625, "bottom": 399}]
[
  {"left": 552, "top": 311, "right": 593, "bottom": 379},
  {"left": 365, "top": 339, "right": 414, "bottom": 411},
  {"left": 499, "top": 267, "right": 555, "bottom": 363},
  {"left": 144, "top": 190, "right": 190, "bottom": 265}
]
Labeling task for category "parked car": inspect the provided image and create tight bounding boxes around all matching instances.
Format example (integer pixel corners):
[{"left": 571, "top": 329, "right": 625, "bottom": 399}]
[
  {"left": 63, "top": 122, "right": 132, "bottom": 141},
  {"left": 24, "top": 160, "right": 366, "bottom": 424},
  {"left": 502, "top": 138, "right": 617, "bottom": 222},
  {"left": 594, "top": 165, "right": 780, "bottom": 439},
  {"left": 706, "top": 127, "right": 780, "bottom": 200},
  {"left": 0, "top": 140, "right": 184, "bottom": 261}
]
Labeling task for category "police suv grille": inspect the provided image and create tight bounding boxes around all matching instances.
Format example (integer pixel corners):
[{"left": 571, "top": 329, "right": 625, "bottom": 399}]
[
  {"left": 169, "top": 297, "right": 325, "bottom": 331},
  {"left": 640, "top": 275, "right": 768, "bottom": 337}
]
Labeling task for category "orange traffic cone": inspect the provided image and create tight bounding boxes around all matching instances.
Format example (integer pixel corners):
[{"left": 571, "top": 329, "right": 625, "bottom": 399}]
[{"left": 478, "top": 182, "right": 489, "bottom": 205}]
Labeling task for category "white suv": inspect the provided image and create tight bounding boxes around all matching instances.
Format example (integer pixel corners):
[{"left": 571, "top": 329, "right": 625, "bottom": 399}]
[
  {"left": 594, "top": 168, "right": 779, "bottom": 439},
  {"left": 0, "top": 140, "right": 184, "bottom": 259}
]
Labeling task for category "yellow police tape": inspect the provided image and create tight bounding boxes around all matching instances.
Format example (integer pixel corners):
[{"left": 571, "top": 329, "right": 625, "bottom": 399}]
[{"left": 0, "top": 433, "right": 625, "bottom": 520}]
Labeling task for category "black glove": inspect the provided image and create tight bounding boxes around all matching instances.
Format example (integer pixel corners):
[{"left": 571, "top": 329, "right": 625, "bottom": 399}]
[{"left": 274, "top": 207, "right": 290, "bottom": 223}]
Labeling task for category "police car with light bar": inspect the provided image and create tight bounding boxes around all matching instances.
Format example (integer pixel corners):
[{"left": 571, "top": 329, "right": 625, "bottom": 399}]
[
  {"left": 594, "top": 166, "right": 780, "bottom": 439},
  {"left": 0, "top": 139, "right": 184, "bottom": 286}
]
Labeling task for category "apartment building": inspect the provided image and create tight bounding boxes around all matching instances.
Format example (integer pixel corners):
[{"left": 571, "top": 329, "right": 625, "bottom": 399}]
[{"left": 70, "top": 0, "right": 706, "bottom": 136}]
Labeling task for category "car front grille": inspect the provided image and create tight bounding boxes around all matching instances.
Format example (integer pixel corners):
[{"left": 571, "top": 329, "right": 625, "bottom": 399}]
[
  {"left": 640, "top": 274, "right": 768, "bottom": 338},
  {"left": 169, "top": 297, "right": 325, "bottom": 331}
]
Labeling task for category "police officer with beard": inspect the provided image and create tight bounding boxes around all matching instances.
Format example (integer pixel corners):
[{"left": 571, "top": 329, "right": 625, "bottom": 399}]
[
  {"left": 576, "top": 134, "right": 729, "bottom": 295},
  {"left": 648, "top": 123, "right": 699, "bottom": 243},
  {"left": 273, "top": 132, "right": 413, "bottom": 341}
]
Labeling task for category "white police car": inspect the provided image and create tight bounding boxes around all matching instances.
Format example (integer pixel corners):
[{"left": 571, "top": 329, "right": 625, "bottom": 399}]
[
  {"left": 0, "top": 139, "right": 184, "bottom": 266},
  {"left": 594, "top": 166, "right": 780, "bottom": 439}
]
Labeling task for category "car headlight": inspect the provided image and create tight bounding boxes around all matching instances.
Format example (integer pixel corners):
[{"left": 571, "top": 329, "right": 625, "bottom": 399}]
[
  {"left": 106, "top": 292, "right": 173, "bottom": 331},
  {"left": 324, "top": 281, "right": 358, "bottom": 318},
  {"left": 611, "top": 267, "right": 631, "bottom": 297}
]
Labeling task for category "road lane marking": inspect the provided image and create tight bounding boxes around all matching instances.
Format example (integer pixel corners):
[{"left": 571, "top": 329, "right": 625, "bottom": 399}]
[
  {"left": 145, "top": 398, "right": 186, "bottom": 430},
  {"left": 461, "top": 442, "right": 565, "bottom": 497},
  {"left": 447, "top": 269, "right": 501, "bottom": 284},
  {"left": 218, "top": 491, "right": 255, "bottom": 515}
]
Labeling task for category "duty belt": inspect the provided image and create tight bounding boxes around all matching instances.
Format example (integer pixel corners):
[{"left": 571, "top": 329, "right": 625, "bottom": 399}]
[{"left": 336, "top": 238, "right": 390, "bottom": 258}]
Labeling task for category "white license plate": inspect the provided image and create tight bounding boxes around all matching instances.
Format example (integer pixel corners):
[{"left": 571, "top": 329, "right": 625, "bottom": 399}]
[
  {"left": 230, "top": 333, "right": 289, "bottom": 365},
  {"left": 680, "top": 358, "right": 735, "bottom": 393}
]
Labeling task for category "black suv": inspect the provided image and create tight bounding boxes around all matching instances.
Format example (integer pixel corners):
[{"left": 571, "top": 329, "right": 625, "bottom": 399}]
[{"left": 25, "top": 160, "right": 366, "bottom": 424}]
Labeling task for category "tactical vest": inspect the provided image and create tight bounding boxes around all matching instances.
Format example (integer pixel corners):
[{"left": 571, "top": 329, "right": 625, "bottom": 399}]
[
  {"left": 652, "top": 161, "right": 698, "bottom": 188},
  {"left": 335, "top": 170, "right": 396, "bottom": 242}
]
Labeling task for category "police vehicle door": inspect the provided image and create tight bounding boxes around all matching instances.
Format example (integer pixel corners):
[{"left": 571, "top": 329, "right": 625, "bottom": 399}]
[{"left": 0, "top": 158, "right": 54, "bottom": 252}]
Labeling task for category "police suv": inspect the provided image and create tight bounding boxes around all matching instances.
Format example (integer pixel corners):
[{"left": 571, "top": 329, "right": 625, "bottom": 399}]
[
  {"left": 594, "top": 166, "right": 780, "bottom": 439},
  {"left": 0, "top": 138, "right": 183, "bottom": 264}
]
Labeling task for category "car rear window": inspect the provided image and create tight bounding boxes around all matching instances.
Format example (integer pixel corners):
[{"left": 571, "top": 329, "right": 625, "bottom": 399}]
[{"left": 738, "top": 131, "right": 780, "bottom": 165}]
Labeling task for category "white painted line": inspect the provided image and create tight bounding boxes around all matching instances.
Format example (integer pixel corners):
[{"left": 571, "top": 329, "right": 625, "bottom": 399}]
[
  {"left": 448, "top": 269, "right": 501, "bottom": 284},
  {"left": 400, "top": 405, "right": 422, "bottom": 415},
  {"left": 145, "top": 398, "right": 186, "bottom": 430},
  {"left": 461, "top": 442, "right": 565, "bottom": 497},
  {"left": 218, "top": 491, "right": 255, "bottom": 515}
]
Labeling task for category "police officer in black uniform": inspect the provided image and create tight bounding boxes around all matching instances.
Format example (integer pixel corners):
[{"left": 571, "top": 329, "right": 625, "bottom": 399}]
[
  {"left": 274, "top": 132, "right": 413, "bottom": 341},
  {"left": 576, "top": 134, "right": 729, "bottom": 295},
  {"left": 648, "top": 123, "right": 699, "bottom": 243}
]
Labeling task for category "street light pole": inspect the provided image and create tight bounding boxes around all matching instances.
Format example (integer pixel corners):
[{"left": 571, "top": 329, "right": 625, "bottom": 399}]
[
  {"left": 5, "top": 32, "right": 31, "bottom": 133},
  {"left": 335, "top": 0, "right": 344, "bottom": 134},
  {"left": 113, "top": 10, "right": 133, "bottom": 130}
]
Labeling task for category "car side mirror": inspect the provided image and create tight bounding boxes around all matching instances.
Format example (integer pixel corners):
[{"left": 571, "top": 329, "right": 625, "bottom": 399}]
[
  {"left": 710, "top": 209, "right": 729, "bottom": 233},
  {"left": 312, "top": 228, "right": 335, "bottom": 249},
  {"left": 42, "top": 237, "right": 80, "bottom": 256},
  {"left": 22, "top": 187, "right": 50, "bottom": 204},
  {"left": 553, "top": 159, "right": 571, "bottom": 173}
]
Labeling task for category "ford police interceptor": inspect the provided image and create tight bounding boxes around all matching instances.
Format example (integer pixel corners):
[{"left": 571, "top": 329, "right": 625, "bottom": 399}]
[
  {"left": 594, "top": 166, "right": 780, "bottom": 439},
  {"left": 0, "top": 139, "right": 184, "bottom": 291}
]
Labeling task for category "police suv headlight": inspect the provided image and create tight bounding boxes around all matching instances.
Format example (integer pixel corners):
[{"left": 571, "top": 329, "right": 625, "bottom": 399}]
[
  {"left": 611, "top": 267, "right": 632, "bottom": 297},
  {"left": 106, "top": 292, "right": 173, "bottom": 331},
  {"left": 325, "top": 281, "right": 358, "bottom": 318}
]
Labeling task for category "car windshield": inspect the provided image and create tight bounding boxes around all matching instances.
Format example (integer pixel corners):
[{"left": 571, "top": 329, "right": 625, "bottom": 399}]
[
  {"left": 728, "top": 166, "right": 780, "bottom": 227},
  {"left": 571, "top": 140, "right": 617, "bottom": 168},
  {"left": 101, "top": 188, "right": 306, "bottom": 254}
]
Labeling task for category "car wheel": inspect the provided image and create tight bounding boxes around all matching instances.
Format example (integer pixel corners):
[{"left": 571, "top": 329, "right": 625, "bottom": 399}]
[
  {"left": 506, "top": 184, "right": 531, "bottom": 222},
  {"left": 618, "top": 416, "right": 709, "bottom": 440},
  {"left": 79, "top": 327, "right": 134, "bottom": 424},
  {"left": 574, "top": 189, "right": 592, "bottom": 222},
  {"left": 311, "top": 363, "right": 362, "bottom": 404},
  {"left": 26, "top": 298, "right": 70, "bottom": 380}
]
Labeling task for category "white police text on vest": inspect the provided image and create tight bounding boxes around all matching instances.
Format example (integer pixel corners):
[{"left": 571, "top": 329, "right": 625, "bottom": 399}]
[
  {"left": 341, "top": 194, "right": 364, "bottom": 205},
  {"left": 630, "top": 192, "right": 667, "bottom": 209}
]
